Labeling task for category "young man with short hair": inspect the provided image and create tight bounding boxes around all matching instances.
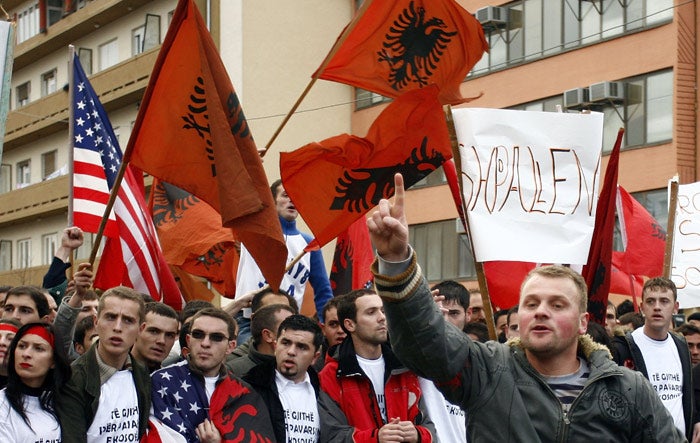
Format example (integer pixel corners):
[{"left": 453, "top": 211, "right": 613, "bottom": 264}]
[
  {"left": 244, "top": 314, "right": 323, "bottom": 442},
  {"left": 131, "top": 302, "right": 179, "bottom": 372},
  {"left": 319, "top": 289, "right": 434, "bottom": 442},
  {"left": 613, "top": 278, "right": 696, "bottom": 439},
  {"left": 432, "top": 280, "right": 471, "bottom": 332},
  {"left": 73, "top": 316, "right": 97, "bottom": 356},
  {"left": 2, "top": 286, "right": 50, "bottom": 325},
  {"left": 150, "top": 308, "right": 274, "bottom": 442},
  {"left": 57, "top": 286, "right": 151, "bottom": 442}
]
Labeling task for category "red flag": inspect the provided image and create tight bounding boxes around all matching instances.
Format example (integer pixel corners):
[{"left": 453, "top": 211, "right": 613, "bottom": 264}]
[
  {"left": 70, "top": 54, "right": 181, "bottom": 308},
  {"left": 614, "top": 185, "right": 666, "bottom": 277},
  {"left": 482, "top": 261, "right": 536, "bottom": 310},
  {"left": 329, "top": 217, "right": 374, "bottom": 296},
  {"left": 609, "top": 260, "right": 644, "bottom": 297},
  {"left": 124, "top": 0, "right": 286, "bottom": 291},
  {"left": 150, "top": 179, "right": 238, "bottom": 297},
  {"left": 170, "top": 266, "right": 216, "bottom": 303},
  {"left": 582, "top": 128, "right": 624, "bottom": 324},
  {"left": 280, "top": 86, "right": 451, "bottom": 250},
  {"left": 317, "top": 0, "right": 488, "bottom": 105}
]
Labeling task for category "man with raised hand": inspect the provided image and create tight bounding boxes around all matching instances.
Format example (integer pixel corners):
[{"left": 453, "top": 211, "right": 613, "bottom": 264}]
[{"left": 366, "top": 173, "right": 683, "bottom": 442}]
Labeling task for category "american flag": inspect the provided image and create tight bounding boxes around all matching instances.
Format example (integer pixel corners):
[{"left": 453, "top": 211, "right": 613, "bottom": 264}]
[{"left": 71, "top": 54, "right": 183, "bottom": 308}]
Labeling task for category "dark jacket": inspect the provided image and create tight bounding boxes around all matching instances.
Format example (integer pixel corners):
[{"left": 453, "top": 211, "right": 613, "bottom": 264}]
[
  {"left": 612, "top": 330, "right": 694, "bottom": 439},
  {"left": 227, "top": 341, "right": 275, "bottom": 378},
  {"left": 318, "top": 336, "right": 434, "bottom": 442},
  {"left": 375, "top": 253, "right": 684, "bottom": 442},
  {"left": 244, "top": 358, "right": 321, "bottom": 442},
  {"left": 56, "top": 343, "right": 151, "bottom": 443}
]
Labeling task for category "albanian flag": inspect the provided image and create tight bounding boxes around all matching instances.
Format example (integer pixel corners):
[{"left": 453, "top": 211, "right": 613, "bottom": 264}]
[
  {"left": 150, "top": 179, "right": 238, "bottom": 297},
  {"left": 330, "top": 217, "right": 374, "bottom": 296},
  {"left": 317, "top": 0, "right": 488, "bottom": 105},
  {"left": 281, "top": 85, "right": 451, "bottom": 250}
]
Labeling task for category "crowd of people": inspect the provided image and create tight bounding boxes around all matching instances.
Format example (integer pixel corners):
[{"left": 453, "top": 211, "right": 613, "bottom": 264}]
[{"left": 0, "top": 174, "right": 697, "bottom": 442}]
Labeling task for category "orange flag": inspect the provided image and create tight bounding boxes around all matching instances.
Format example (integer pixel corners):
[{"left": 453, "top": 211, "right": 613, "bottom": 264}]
[
  {"left": 124, "top": 0, "right": 286, "bottom": 291},
  {"left": 281, "top": 86, "right": 451, "bottom": 250},
  {"left": 170, "top": 266, "right": 216, "bottom": 303},
  {"left": 150, "top": 179, "right": 238, "bottom": 297},
  {"left": 316, "top": 0, "right": 488, "bottom": 105}
]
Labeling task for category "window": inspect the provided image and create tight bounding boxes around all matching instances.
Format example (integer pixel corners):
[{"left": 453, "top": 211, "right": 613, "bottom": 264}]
[
  {"left": 16, "top": 82, "right": 30, "bottom": 108},
  {"left": 143, "top": 14, "right": 162, "bottom": 52},
  {"left": 356, "top": 88, "right": 389, "bottom": 110},
  {"left": 42, "top": 233, "right": 58, "bottom": 265},
  {"left": 98, "top": 39, "right": 119, "bottom": 71},
  {"left": 472, "top": 0, "right": 673, "bottom": 77},
  {"left": 0, "top": 241, "right": 10, "bottom": 271},
  {"left": 409, "top": 219, "right": 476, "bottom": 282},
  {"left": 17, "top": 2, "right": 39, "bottom": 44},
  {"left": 42, "top": 150, "right": 57, "bottom": 180},
  {"left": 16, "top": 160, "right": 30, "bottom": 189},
  {"left": 132, "top": 25, "right": 145, "bottom": 56},
  {"left": 41, "top": 69, "right": 57, "bottom": 96},
  {"left": 17, "top": 239, "right": 31, "bottom": 269},
  {"left": 75, "top": 232, "right": 95, "bottom": 260},
  {"left": 47, "top": 0, "right": 63, "bottom": 27},
  {"left": 0, "top": 164, "right": 10, "bottom": 194},
  {"left": 78, "top": 48, "right": 93, "bottom": 75}
]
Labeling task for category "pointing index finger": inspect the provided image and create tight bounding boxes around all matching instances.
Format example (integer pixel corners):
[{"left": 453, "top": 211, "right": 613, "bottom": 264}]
[{"left": 392, "top": 173, "right": 405, "bottom": 215}]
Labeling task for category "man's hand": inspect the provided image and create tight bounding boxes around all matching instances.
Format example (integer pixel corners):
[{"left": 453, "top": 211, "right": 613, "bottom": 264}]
[
  {"left": 56, "top": 227, "right": 84, "bottom": 262},
  {"left": 196, "top": 419, "right": 222, "bottom": 443},
  {"left": 67, "top": 263, "right": 93, "bottom": 308},
  {"left": 368, "top": 173, "right": 410, "bottom": 262},
  {"left": 692, "top": 422, "right": 700, "bottom": 443},
  {"left": 378, "top": 418, "right": 419, "bottom": 443}
]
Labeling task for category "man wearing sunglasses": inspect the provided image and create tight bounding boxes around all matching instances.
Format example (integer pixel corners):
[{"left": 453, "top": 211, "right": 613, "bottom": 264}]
[{"left": 150, "top": 308, "right": 274, "bottom": 442}]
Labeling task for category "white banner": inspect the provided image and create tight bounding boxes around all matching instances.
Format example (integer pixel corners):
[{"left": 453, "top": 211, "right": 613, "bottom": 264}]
[
  {"left": 670, "top": 180, "right": 700, "bottom": 308},
  {"left": 453, "top": 108, "right": 604, "bottom": 264}
]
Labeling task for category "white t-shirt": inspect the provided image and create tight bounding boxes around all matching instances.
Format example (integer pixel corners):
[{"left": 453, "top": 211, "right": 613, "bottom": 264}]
[
  {"left": 87, "top": 370, "right": 140, "bottom": 443},
  {"left": 632, "top": 327, "right": 685, "bottom": 434},
  {"left": 0, "top": 389, "right": 61, "bottom": 442},
  {"left": 419, "top": 377, "right": 466, "bottom": 442},
  {"left": 357, "top": 355, "right": 386, "bottom": 422},
  {"left": 204, "top": 376, "right": 218, "bottom": 402},
  {"left": 275, "top": 370, "right": 320, "bottom": 442}
]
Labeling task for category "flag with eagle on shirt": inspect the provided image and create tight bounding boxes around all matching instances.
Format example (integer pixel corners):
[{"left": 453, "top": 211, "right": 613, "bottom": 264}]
[
  {"left": 280, "top": 85, "right": 451, "bottom": 251},
  {"left": 316, "top": 0, "right": 488, "bottom": 105},
  {"left": 70, "top": 54, "right": 182, "bottom": 308}
]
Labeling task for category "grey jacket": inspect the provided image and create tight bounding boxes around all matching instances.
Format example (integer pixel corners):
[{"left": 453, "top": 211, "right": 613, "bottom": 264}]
[{"left": 374, "top": 255, "right": 685, "bottom": 442}]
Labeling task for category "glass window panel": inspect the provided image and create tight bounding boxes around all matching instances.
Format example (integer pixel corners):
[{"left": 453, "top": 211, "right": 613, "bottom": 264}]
[
  {"left": 143, "top": 14, "right": 162, "bottom": 51},
  {"left": 563, "top": 1, "right": 580, "bottom": 49},
  {"left": 625, "top": 79, "right": 645, "bottom": 147},
  {"left": 42, "top": 233, "right": 57, "bottom": 266},
  {"left": 507, "top": 4, "right": 524, "bottom": 65},
  {"left": 0, "top": 164, "right": 10, "bottom": 194},
  {"left": 132, "top": 25, "right": 145, "bottom": 56},
  {"left": 78, "top": 48, "right": 92, "bottom": 75},
  {"left": 17, "top": 239, "right": 31, "bottom": 269},
  {"left": 602, "top": 0, "right": 624, "bottom": 39},
  {"left": 99, "top": 39, "right": 119, "bottom": 71},
  {"left": 42, "top": 150, "right": 57, "bottom": 180},
  {"left": 625, "top": 0, "right": 644, "bottom": 31},
  {"left": 602, "top": 106, "right": 624, "bottom": 153},
  {"left": 524, "top": 0, "right": 542, "bottom": 61},
  {"left": 410, "top": 225, "right": 428, "bottom": 279},
  {"left": 426, "top": 223, "right": 443, "bottom": 281},
  {"left": 543, "top": 0, "right": 562, "bottom": 55},
  {"left": 580, "top": 2, "right": 600, "bottom": 45},
  {"left": 489, "top": 33, "right": 507, "bottom": 70},
  {"left": 458, "top": 234, "right": 476, "bottom": 278},
  {"left": 0, "top": 240, "right": 10, "bottom": 271},
  {"left": 646, "top": 0, "right": 673, "bottom": 26},
  {"left": 442, "top": 221, "right": 459, "bottom": 279},
  {"left": 543, "top": 96, "right": 563, "bottom": 112},
  {"left": 646, "top": 71, "right": 673, "bottom": 143}
]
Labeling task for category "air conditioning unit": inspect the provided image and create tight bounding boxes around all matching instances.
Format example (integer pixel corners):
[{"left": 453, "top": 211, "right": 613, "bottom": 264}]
[
  {"left": 589, "top": 81, "right": 625, "bottom": 104},
  {"left": 563, "top": 88, "right": 590, "bottom": 110},
  {"left": 475, "top": 6, "right": 508, "bottom": 31}
]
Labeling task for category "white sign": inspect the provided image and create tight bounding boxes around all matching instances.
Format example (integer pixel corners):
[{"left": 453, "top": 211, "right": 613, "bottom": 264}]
[
  {"left": 453, "top": 108, "right": 604, "bottom": 264},
  {"left": 670, "top": 180, "right": 700, "bottom": 308}
]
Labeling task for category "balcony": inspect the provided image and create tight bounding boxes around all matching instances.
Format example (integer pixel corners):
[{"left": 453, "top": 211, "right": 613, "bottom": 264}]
[
  {"left": 4, "top": 45, "right": 158, "bottom": 151},
  {"left": 12, "top": 0, "right": 155, "bottom": 71},
  {"left": 0, "top": 174, "right": 69, "bottom": 228}
]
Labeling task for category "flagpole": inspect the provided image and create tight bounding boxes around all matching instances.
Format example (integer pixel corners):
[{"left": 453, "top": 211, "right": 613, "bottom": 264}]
[
  {"left": 87, "top": 154, "right": 129, "bottom": 266},
  {"left": 663, "top": 176, "right": 679, "bottom": 278},
  {"left": 260, "top": 0, "right": 376, "bottom": 157},
  {"left": 66, "top": 45, "right": 76, "bottom": 275},
  {"left": 445, "top": 105, "right": 498, "bottom": 341}
]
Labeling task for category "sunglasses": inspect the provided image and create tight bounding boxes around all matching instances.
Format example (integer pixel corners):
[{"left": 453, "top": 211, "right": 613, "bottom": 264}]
[{"left": 189, "top": 330, "right": 229, "bottom": 343}]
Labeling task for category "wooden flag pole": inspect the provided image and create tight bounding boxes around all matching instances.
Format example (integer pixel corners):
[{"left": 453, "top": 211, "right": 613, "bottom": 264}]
[
  {"left": 260, "top": 0, "right": 375, "bottom": 157},
  {"left": 663, "top": 176, "right": 679, "bottom": 278},
  {"left": 445, "top": 106, "right": 498, "bottom": 340}
]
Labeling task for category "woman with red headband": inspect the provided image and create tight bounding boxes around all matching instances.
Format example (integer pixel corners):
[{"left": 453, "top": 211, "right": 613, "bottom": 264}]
[{"left": 0, "top": 322, "right": 71, "bottom": 441}]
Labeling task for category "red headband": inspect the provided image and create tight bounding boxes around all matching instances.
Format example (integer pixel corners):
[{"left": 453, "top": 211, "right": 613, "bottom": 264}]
[
  {"left": 0, "top": 324, "right": 18, "bottom": 334},
  {"left": 24, "top": 326, "right": 54, "bottom": 348}
]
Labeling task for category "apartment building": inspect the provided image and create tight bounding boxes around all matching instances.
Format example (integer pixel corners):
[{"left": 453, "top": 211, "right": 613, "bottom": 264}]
[{"left": 0, "top": 0, "right": 351, "bottom": 286}]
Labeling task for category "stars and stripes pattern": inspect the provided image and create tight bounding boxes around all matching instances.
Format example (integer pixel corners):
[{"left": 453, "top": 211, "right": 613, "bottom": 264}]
[
  {"left": 150, "top": 360, "right": 210, "bottom": 441},
  {"left": 70, "top": 54, "right": 183, "bottom": 308}
]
